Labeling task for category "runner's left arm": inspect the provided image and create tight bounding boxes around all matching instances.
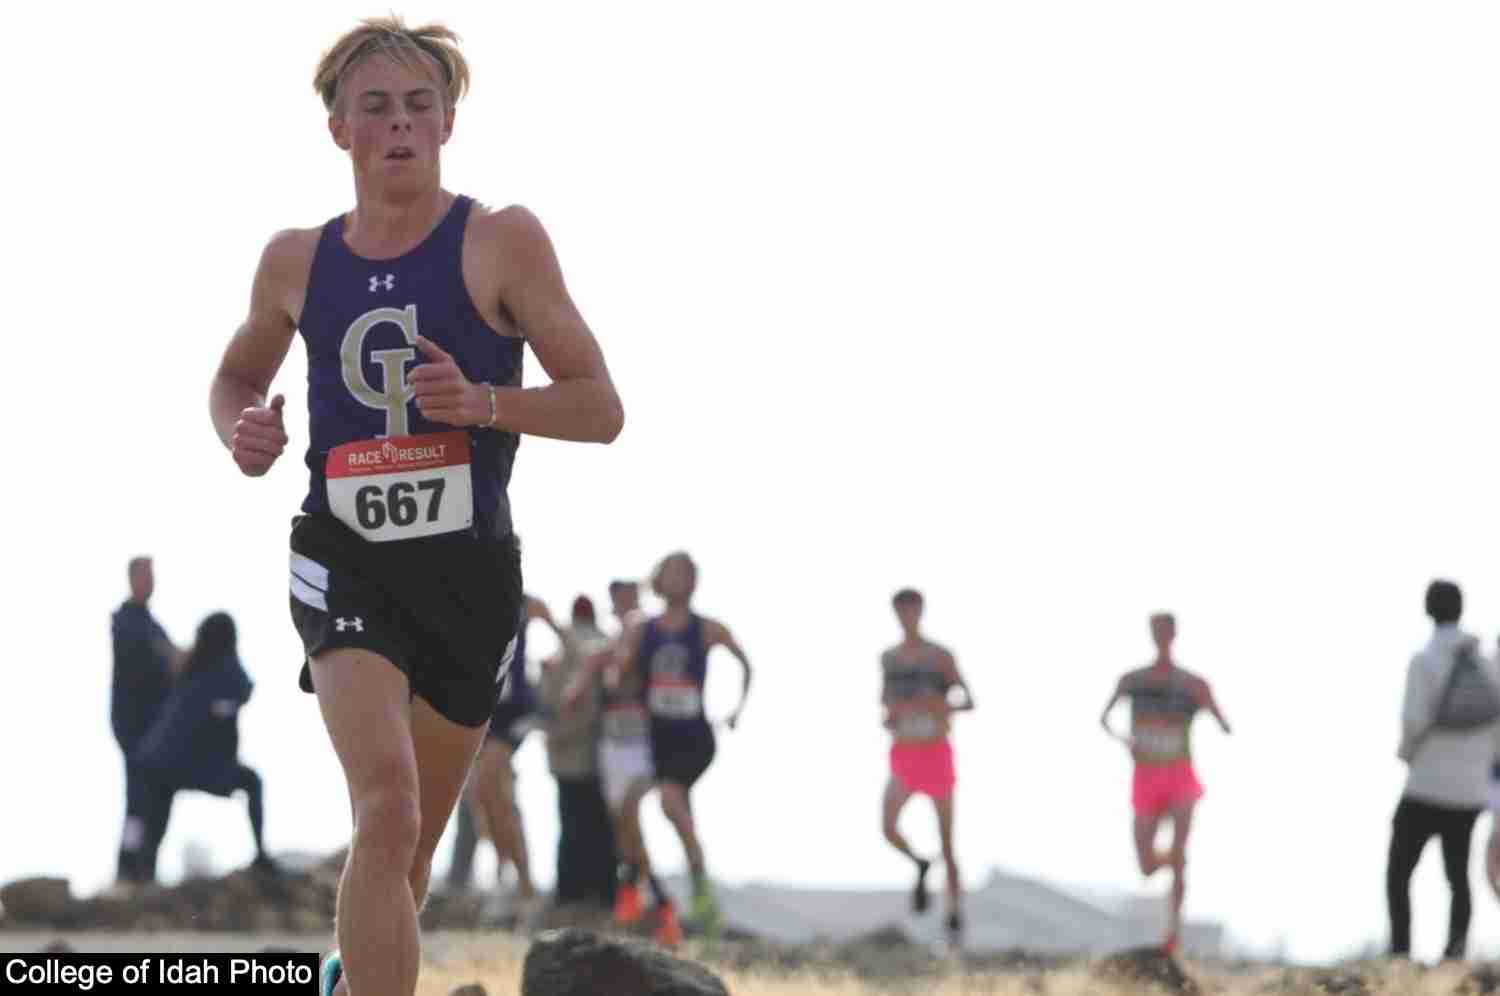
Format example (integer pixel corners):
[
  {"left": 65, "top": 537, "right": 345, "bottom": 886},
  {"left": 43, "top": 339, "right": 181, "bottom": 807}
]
[
  {"left": 410, "top": 207, "right": 623, "bottom": 443},
  {"left": 1196, "top": 679, "right": 1233, "bottom": 735},
  {"left": 705, "top": 619, "right": 753, "bottom": 729},
  {"left": 941, "top": 650, "right": 975, "bottom": 713}
]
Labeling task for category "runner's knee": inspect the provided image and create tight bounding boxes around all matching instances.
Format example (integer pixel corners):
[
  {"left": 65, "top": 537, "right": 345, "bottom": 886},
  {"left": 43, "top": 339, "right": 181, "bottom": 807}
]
[
  {"left": 659, "top": 787, "right": 692, "bottom": 827},
  {"left": 353, "top": 784, "right": 421, "bottom": 866},
  {"left": 882, "top": 792, "right": 905, "bottom": 837},
  {"left": 496, "top": 768, "right": 517, "bottom": 802}
]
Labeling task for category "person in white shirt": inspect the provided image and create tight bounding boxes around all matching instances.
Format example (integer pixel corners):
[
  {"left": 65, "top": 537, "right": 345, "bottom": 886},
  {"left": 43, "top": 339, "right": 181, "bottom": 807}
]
[{"left": 1389, "top": 579, "right": 1500, "bottom": 960}]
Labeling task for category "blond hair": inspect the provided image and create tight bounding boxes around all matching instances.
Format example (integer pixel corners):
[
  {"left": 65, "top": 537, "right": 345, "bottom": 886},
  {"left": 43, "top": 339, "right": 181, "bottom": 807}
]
[
  {"left": 651, "top": 551, "right": 698, "bottom": 597},
  {"left": 314, "top": 15, "right": 471, "bottom": 115}
]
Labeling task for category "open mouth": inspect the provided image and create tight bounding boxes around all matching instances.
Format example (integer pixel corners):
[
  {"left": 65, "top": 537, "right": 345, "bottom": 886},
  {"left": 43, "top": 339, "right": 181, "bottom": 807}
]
[{"left": 385, "top": 146, "right": 415, "bottom": 161}]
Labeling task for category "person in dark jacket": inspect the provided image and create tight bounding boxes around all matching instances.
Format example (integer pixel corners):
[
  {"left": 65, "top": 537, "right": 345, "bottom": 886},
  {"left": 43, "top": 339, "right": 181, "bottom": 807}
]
[
  {"left": 110, "top": 556, "right": 185, "bottom": 885},
  {"left": 133, "top": 612, "right": 277, "bottom": 873}
]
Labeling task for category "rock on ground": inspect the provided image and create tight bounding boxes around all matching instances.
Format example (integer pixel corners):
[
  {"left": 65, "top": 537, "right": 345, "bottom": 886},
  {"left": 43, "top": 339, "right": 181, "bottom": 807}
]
[
  {"left": 521, "top": 928, "right": 729, "bottom": 996},
  {"left": 1093, "top": 946, "right": 1203, "bottom": 995},
  {"left": 1460, "top": 966, "right": 1500, "bottom": 996},
  {"left": 0, "top": 879, "right": 72, "bottom": 923}
]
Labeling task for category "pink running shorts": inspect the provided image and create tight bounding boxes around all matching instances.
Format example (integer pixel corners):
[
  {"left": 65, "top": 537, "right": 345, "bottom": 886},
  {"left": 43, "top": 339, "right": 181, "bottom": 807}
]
[
  {"left": 890, "top": 739, "right": 956, "bottom": 800},
  {"left": 1132, "top": 759, "right": 1204, "bottom": 818}
]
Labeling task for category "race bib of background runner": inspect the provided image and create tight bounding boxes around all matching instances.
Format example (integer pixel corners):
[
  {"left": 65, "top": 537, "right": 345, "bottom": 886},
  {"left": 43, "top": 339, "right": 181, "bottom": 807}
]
[
  {"left": 326, "top": 432, "right": 473, "bottom": 542},
  {"left": 648, "top": 681, "right": 702, "bottom": 720}
]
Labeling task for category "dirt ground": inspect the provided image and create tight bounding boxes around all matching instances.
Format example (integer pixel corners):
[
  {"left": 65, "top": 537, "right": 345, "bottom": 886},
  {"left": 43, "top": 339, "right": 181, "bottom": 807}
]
[{"left": 4, "top": 930, "right": 1497, "bottom": 996}]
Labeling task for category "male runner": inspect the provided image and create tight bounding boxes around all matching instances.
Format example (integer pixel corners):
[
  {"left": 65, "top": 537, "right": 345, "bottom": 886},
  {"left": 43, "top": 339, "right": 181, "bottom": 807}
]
[
  {"left": 565, "top": 579, "right": 681, "bottom": 944},
  {"left": 1099, "top": 612, "right": 1232, "bottom": 954},
  {"left": 208, "top": 17, "right": 622, "bottom": 996},
  {"left": 879, "top": 588, "right": 974, "bottom": 950},
  {"left": 613, "top": 552, "right": 751, "bottom": 929},
  {"left": 469, "top": 593, "right": 557, "bottom": 926}
]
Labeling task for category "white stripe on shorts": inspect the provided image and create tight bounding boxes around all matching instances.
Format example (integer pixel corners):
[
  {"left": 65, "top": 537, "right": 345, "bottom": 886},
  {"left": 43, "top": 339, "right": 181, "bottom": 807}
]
[
  {"left": 289, "top": 553, "right": 329, "bottom": 611},
  {"left": 290, "top": 552, "right": 330, "bottom": 591}
]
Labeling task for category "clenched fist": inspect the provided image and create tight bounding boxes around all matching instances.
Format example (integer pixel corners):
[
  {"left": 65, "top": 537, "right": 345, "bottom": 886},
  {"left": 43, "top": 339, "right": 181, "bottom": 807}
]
[
  {"left": 411, "top": 336, "right": 492, "bottom": 427},
  {"left": 231, "top": 394, "right": 288, "bottom": 477}
]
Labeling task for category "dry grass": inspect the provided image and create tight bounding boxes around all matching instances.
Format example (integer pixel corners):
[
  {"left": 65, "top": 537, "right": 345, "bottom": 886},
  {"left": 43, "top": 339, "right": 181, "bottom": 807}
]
[{"left": 413, "top": 934, "right": 1491, "bottom": 996}]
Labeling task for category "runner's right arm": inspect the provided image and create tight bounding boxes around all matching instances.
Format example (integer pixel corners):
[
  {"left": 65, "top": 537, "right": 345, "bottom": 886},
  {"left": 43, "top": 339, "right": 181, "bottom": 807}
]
[
  {"left": 1100, "top": 676, "right": 1131, "bottom": 747},
  {"left": 209, "top": 230, "right": 305, "bottom": 476},
  {"left": 878, "top": 655, "right": 895, "bottom": 729}
]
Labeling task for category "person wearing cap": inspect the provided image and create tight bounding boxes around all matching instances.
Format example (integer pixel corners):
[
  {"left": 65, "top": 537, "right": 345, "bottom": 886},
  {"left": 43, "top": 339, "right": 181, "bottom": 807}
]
[{"left": 538, "top": 595, "right": 618, "bottom": 909}]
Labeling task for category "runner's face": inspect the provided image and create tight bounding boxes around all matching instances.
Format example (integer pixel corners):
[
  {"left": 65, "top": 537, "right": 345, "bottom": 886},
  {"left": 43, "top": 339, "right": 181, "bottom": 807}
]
[
  {"left": 332, "top": 54, "right": 452, "bottom": 190},
  {"left": 1151, "top": 615, "right": 1176, "bottom": 651},
  {"left": 894, "top": 600, "right": 922, "bottom": 632},
  {"left": 657, "top": 557, "right": 695, "bottom": 601}
]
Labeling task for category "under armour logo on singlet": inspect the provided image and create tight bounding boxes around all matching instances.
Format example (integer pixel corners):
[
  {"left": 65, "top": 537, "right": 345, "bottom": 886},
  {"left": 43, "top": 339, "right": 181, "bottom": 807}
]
[
  {"left": 369, "top": 274, "right": 395, "bottom": 292},
  {"left": 334, "top": 617, "right": 365, "bottom": 633}
]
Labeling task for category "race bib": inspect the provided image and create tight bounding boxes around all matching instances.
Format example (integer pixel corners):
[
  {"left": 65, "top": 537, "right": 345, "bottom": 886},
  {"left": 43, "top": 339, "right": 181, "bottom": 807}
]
[
  {"left": 602, "top": 704, "right": 649, "bottom": 741},
  {"left": 326, "top": 432, "right": 473, "bottom": 542},
  {"left": 649, "top": 682, "right": 702, "bottom": 720},
  {"left": 895, "top": 712, "right": 941, "bottom": 741}
]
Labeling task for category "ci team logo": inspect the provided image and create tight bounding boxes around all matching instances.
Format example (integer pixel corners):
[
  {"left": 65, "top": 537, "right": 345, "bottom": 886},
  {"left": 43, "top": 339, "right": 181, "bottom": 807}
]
[
  {"left": 340, "top": 304, "right": 422, "bottom": 437},
  {"left": 650, "top": 643, "right": 691, "bottom": 680}
]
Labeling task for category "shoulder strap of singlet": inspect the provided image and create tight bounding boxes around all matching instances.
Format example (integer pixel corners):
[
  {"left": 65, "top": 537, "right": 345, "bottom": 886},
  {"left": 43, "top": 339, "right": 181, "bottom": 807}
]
[
  {"left": 431, "top": 195, "right": 473, "bottom": 255},
  {"left": 305, "top": 213, "right": 346, "bottom": 287}
]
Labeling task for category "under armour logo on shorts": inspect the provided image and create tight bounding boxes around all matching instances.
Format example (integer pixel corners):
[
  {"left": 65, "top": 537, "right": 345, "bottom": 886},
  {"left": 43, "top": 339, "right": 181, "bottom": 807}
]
[
  {"left": 335, "top": 617, "right": 365, "bottom": 633},
  {"left": 369, "top": 274, "right": 395, "bottom": 292}
]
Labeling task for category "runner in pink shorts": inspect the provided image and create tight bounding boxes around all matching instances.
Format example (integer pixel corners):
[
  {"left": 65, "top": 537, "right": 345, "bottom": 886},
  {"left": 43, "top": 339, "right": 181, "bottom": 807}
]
[
  {"left": 1101, "top": 612, "right": 1232, "bottom": 954},
  {"left": 880, "top": 588, "right": 975, "bottom": 951}
]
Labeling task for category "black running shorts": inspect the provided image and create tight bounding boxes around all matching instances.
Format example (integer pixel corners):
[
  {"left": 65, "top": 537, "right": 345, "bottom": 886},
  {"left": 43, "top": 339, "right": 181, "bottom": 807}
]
[
  {"left": 650, "top": 719, "right": 716, "bottom": 790},
  {"left": 287, "top": 513, "right": 523, "bottom": 728},
  {"left": 488, "top": 687, "right": 535, "bottom": 749}
]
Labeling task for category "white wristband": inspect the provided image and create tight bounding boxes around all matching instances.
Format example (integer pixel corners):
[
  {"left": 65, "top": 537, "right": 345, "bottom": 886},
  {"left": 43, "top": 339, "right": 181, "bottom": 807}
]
[{"left": 487, "top": 385, "right": 497, "bottom": 428}]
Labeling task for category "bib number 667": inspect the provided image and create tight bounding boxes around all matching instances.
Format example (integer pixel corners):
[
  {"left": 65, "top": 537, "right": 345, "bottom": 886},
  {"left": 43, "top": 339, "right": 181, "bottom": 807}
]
[{"left": 355, "top": 479, "right": 446, "bottom": 530}]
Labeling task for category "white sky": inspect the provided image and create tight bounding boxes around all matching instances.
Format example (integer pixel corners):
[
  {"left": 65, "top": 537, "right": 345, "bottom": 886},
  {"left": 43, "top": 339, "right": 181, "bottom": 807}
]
[{"left": 9, "top": 0, "right": 1500, "bottom": 966}]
